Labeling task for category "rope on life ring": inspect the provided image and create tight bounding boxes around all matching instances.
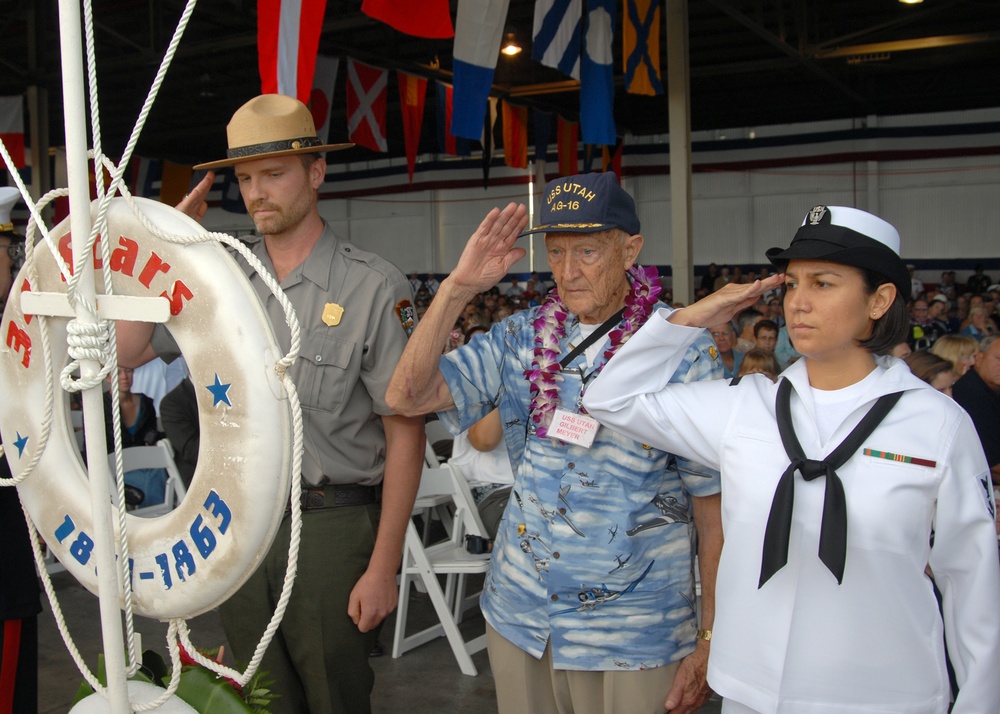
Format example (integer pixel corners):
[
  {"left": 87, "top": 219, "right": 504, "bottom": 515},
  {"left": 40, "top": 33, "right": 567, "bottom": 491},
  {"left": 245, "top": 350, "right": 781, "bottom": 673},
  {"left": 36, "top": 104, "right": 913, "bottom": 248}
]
[
  {"left": 0, "top": 193, "right": 305, "bottom": 693},
  {"left": 0, "top": 0, "right": 304, "bottom": 707}
]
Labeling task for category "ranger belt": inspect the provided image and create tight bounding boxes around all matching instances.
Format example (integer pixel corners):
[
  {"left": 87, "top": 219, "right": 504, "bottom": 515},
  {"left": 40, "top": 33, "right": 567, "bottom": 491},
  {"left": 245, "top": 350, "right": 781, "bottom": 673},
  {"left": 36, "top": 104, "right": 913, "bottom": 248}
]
[{"left": 287, "top": 484, "right": 381, "bottom": 513}]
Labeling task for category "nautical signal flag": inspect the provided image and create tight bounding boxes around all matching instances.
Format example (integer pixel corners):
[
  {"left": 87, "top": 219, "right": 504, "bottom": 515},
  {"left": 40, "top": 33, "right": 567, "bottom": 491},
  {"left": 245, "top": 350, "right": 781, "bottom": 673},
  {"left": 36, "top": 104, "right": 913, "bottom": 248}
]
[
  {"left": 435, "top": 81, "right": 471, "bottom": 157},
  {"left": 0, "top": 96, "right": 25, "bottom": 169},
  {"left": 532, "top": 0, "right": 582, "bottom": 79},
  {"left": 160, "top": 161, "right": 194, "bottom": 208},
  {"left": 534, "top": 108, "right": 553, "bottom": 167},
  {"left": 580, "top": 0, "right": 616, "bottom": 146},
  {"left": 362, "top": 0, "right": 454, "bottom": 39},
  {"left": 624, "top": 0, "right": 663, "bottom": 96},
  {"left": 346, "top": 59, "right": 388, "bottom": 153},
  {"left": 257, "top": 0, "right": 328, "bottom": 104},
  {"left": 398, "top": 71, "right": 428, "bottom": 182},
  {"left": 557, "top": 116, "right": 578, "bottom": 177},
  {"left": 502, "top": 101, "right": 528, "bottom": 170},
  {"left": 602, "top": 141, "right": 623, "bottom": 182},
  {"left": 482, "top": 97, "right": 498, "bottom": 188},
  {"left": 128, "top": 156, "right": 160, "bottom": 199},
  {"left": 309, "top": 54, "right": 340, "bottom": 143},
  {"left": 451, "top": 0, "right": 510, "bottom": 141}
]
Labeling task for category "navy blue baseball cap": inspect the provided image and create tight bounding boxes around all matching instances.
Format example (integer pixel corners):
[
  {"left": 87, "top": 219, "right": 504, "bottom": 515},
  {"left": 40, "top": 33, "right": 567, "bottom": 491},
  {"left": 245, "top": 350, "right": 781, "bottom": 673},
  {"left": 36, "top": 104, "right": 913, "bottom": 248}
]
[{"left": 519, "top": 172, "right": 640, "bottom": 237}]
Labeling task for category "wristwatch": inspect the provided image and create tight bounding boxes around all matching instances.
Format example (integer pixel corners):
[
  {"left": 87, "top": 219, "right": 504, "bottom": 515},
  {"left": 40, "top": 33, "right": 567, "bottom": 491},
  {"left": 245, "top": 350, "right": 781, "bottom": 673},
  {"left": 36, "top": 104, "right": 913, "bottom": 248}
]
[{"left": 696, "top": 628, "right": 712, "bottom": 642}]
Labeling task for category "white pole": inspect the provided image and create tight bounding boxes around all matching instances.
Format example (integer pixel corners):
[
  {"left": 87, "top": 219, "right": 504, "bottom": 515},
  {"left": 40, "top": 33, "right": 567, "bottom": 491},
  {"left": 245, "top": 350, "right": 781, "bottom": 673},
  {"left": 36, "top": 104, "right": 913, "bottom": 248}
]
[
  {"left": 56, "top": 1, "right": 131, "bottom": 711},
  {"left": 528, "top": 160, "right": 535, "bottom": 272},
  {"left": 667, "top": 0, "right": 694, "bottom": 304}
]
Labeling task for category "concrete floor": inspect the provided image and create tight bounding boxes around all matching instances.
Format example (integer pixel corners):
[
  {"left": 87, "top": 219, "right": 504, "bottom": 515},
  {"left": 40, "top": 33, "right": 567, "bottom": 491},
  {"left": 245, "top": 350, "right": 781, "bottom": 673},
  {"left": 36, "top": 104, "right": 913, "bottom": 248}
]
[{"left": 36, "top": 570, "right": 721, "bottom": 713}]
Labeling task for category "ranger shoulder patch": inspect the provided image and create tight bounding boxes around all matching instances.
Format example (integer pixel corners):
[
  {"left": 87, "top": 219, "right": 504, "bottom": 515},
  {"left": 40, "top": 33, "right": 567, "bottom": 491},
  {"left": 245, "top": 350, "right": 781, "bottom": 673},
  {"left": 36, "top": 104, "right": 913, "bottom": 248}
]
[{"left": 395, "top": 299, "right": 416, "bottom": 337}]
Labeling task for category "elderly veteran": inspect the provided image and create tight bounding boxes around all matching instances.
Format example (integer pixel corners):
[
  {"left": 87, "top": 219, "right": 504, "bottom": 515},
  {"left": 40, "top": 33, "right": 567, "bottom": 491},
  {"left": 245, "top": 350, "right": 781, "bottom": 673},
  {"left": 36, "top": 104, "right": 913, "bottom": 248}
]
[
  {"left": 118, "top": 94, "right": 424, "bottom": 714},
  {"left": 585, "top": 206, "right": 1000, "bottom": 714},
  {"left": 387, "top": 172, "right": 723, "bottom": 714}
]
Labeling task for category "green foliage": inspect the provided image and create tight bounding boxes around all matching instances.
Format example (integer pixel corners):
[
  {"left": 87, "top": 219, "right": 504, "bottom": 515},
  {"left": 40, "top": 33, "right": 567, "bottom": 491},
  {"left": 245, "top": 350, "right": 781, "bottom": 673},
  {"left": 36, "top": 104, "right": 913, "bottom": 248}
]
[
  {"left": 174, "top": 666, "right": 253, "bottom": 713},
  {"left": 73, "top": 649, "right": 275, "bottom": 714}
]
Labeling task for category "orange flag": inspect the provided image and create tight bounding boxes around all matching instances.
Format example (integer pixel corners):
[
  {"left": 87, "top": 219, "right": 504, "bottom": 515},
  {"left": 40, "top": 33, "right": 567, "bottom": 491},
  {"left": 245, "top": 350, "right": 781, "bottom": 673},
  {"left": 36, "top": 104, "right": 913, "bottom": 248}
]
[
  {"left": 398, "top": 71, "right": 428, "bottom": 182},
  {"left": 502, "top": 101, "right": 528, "bottom": 169},
  {"left": 557, "top": 116, "right": 579, "bottom": 177},
  {"left": 160, "top": 161, "right": 193, "bottom": 207}
]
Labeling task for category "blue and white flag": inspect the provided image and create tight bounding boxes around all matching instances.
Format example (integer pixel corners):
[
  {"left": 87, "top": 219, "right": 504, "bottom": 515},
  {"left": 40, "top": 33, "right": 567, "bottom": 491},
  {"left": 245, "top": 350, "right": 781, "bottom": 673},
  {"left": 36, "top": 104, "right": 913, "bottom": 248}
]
[
  {"left": 580, "top": 0, "right": 616, "bottom": 146},
  {"left": 452, "top": 0, "right": 510, "bottom": 141},
  {"left": 532, "top": 0, "right": 581, "bottom": 79}
]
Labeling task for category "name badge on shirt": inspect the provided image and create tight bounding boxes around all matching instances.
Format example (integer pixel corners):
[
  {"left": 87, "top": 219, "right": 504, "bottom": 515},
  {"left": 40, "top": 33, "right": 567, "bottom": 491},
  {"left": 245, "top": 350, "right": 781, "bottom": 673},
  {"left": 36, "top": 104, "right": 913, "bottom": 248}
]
[{"left": 550, "top": 407, "right": 600, "bottom": 449}]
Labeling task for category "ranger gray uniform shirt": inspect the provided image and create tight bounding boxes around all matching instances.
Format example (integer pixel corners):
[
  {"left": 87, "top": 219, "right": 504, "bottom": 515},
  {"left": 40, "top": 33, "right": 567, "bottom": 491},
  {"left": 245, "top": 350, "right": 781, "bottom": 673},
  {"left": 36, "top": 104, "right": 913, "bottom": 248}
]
[{"left": 151, "top": 222, "right": 414, "bottom": 487}]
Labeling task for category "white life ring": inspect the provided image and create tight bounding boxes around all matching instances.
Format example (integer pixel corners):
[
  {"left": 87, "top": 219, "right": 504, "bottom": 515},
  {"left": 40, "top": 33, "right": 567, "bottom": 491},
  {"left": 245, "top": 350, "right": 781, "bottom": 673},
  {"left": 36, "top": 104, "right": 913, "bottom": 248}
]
[{"left": 0, "top": 197, "right": 292, "bottom": 620}]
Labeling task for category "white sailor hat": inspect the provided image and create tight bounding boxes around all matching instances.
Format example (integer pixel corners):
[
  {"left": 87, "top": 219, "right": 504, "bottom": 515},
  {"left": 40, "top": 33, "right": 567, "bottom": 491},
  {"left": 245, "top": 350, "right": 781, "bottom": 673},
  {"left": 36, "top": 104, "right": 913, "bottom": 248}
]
[
  {"left": 766, "top": 205, "right": 910, "bottom": 301},
  {"left": 0, "top": 187, "right": 20, "bottom": 234}
]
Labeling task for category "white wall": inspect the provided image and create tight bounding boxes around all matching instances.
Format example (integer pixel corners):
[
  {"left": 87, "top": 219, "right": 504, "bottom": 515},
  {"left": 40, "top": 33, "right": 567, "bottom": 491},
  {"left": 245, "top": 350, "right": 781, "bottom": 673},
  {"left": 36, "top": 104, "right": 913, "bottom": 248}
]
[{"left": 201, "top": 107, "right": 1000, "bottom": 286}]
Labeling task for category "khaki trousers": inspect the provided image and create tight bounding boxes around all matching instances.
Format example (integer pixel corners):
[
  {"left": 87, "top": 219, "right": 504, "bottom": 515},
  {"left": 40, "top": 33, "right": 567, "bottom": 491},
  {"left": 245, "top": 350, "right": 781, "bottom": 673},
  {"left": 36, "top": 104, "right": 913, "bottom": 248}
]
[{"left": 486, "top": 623, "right": 681, "bottom": 714}]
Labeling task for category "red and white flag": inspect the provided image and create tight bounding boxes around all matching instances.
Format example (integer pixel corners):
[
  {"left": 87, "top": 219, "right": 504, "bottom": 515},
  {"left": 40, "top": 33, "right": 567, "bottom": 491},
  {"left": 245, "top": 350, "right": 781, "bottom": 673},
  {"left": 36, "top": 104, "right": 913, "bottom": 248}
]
[
  {"left": 309, "top": 54, "right": 340, "bottom": 143},
  {"left": 258, "top": 0, "right": 328, "bottom": 104},
  {"left": 0, "top": 96, "right": 25, "bottom": 169},
  {"left": 398, "top": 71, "right": 427, "bottom": 182},
  {"left": 346, "top": 59, "right": 388, "bottom": 153}
]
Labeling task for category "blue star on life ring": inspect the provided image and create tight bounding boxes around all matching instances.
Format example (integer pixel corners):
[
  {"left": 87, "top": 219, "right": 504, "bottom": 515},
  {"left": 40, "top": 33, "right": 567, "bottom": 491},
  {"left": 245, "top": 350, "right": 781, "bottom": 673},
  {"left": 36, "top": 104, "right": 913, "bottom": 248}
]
[{"left": 0, "top": 197, "right": 293, "bottom": 620}]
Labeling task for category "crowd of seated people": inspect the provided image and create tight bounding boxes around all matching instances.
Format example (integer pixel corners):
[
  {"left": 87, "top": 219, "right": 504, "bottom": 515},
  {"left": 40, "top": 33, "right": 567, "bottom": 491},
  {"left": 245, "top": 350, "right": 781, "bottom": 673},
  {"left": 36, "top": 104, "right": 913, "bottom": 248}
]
[
  {"left": 428, "top": 265, "right": 999, "bottom": 379},
  {"left": 719, "top": 263, "right": 996, "bottom": 366},
  {"left": 904, "top": 350, "right": 959, "bottom": 397}
]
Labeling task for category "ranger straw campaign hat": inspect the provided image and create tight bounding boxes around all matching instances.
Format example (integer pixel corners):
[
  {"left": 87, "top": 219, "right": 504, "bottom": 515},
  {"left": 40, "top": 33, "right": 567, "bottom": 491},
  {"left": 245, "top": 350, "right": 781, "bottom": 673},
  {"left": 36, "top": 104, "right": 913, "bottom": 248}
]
[
  {"left": 766, "top": 205, "right": 911, "bottom": 301},
  {"left": 519, "top": 172, "right": 641, "bottom": 237},
  {"left": 194, "top": 94, "right": 353, "bottom": 171}
]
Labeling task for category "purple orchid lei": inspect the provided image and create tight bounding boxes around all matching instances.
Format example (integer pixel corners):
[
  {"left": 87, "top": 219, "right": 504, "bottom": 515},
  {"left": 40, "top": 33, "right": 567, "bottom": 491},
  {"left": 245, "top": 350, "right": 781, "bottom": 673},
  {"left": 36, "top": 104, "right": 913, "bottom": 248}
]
[{"left": 525, "top": 264, "right": 662, "bottom": 438}]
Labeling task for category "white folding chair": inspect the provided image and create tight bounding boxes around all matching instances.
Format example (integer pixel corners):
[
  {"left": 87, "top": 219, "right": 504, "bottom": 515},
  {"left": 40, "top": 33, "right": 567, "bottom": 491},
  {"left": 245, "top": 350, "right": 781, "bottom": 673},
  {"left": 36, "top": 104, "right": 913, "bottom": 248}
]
[
  {"left": 423, "top": 440, "right": 441, "bottom": 468},
  {"left": 445, "top": 461, "right": 489, "bottom": 622},
  {"left": 425, "top": 419, "right": 454, "bottom": 463},
  {"left": 393, "top": 464, "right": 490, "bottom": 675},
  {"left": 108, "top": 440, "right": 187, "bottom": 518},
  {"left": 416, "top": 439, "right": 453, "bottom": 543}
]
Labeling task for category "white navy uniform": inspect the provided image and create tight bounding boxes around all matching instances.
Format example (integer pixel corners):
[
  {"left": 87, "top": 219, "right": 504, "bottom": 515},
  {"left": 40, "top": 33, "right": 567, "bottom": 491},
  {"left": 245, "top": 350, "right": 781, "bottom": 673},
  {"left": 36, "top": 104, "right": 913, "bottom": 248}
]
[{"left": 583, "top": 311, "right": 1000, "bottom": 714}]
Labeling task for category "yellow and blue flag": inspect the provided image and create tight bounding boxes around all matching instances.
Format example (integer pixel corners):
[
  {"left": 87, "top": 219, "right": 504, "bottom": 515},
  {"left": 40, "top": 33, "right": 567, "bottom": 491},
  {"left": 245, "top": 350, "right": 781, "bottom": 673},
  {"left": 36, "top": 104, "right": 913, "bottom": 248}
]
[{"left": 624, "top": 0, "right": 662, "bottom": 96}]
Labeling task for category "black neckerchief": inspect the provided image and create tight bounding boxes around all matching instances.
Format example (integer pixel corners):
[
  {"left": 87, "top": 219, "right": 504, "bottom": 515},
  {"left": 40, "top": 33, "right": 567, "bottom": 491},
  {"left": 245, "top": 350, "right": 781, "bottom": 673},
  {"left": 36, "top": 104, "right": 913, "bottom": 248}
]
[{"left": 758, "top": 377, "right": 903, "bottom": 587}]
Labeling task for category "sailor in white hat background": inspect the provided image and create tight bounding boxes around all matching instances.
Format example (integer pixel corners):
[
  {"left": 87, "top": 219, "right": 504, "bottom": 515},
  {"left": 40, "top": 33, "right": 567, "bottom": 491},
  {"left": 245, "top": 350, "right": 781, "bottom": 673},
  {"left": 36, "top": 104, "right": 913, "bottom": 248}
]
[
  {"left": 0, "top": 186, "right": 25, "bottom": 314},
  {"left": 585, "top": 206, "right": 1000, "bottom": 713},
  {"left": 118, "top": 94, "right": 425, "bottom": 714},
  {"left": 0, "top": 185, "right": 41, "bottom": 714}
]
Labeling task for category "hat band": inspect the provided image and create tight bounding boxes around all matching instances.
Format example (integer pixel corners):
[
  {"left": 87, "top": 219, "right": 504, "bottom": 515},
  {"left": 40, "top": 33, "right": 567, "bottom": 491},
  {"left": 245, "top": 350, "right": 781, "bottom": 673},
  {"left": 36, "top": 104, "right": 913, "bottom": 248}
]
[
  {"left": 0, "top": 222, "right": 12, "bottom": 232},
  {"left": 227, "top": 136, "right": 324, "bottom": 160},
  {"left": 790, "top": 222, "right": 894, "bottom": 254}
]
